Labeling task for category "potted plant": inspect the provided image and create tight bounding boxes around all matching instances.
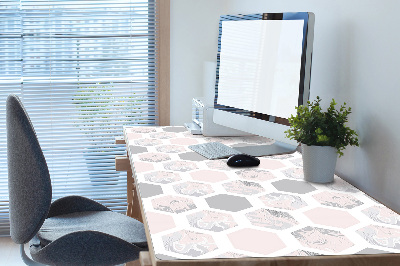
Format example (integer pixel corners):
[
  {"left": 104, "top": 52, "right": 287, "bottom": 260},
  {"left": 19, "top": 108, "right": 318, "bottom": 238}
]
[{"left": 285, "top": 96, "right": 359, "bottom": 183}]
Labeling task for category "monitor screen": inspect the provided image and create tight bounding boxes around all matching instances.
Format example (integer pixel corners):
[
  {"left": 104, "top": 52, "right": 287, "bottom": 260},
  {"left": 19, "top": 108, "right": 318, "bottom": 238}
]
[
  {"left": 213, "top": 13, "right": 314, "bottom": 156},
  {"left": 217, "top": 19, "right": 304, "bottom": 118}
]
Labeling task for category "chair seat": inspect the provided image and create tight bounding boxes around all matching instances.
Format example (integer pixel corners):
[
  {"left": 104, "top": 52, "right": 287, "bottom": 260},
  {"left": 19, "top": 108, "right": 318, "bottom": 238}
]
[{"left": 37, "top": 211, "right": 147, "bottom": 248}]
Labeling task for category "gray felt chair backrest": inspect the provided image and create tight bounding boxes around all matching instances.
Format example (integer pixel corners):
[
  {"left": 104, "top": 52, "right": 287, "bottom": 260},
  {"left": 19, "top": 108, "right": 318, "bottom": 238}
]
[{"left": 7, "top": 94, "right": 52, "bottom": 244}]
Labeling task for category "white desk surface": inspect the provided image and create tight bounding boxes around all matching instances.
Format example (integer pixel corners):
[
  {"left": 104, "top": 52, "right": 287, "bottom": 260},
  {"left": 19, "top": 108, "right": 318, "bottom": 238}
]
[{"left": 124, "top": 126, "right": 400, "bottom": 261}]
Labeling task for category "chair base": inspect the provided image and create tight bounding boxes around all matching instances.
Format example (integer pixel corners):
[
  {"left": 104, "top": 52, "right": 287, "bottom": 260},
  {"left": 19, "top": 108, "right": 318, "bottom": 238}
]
[{"left": 20, "top": 244, "right": 45, "bottom": 266}]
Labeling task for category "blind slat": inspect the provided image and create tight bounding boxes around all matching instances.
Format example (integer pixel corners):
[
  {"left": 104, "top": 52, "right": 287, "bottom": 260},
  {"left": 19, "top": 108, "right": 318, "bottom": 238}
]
[{"left": 0, "top": 0, "right": 158, "bottom": 236}]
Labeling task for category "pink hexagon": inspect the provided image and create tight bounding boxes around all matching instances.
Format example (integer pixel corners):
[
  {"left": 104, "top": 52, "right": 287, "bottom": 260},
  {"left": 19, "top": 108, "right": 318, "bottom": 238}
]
[
  {"left": 228, "top": 229, "right": 286, "bottom": 255},
  {"left": 205, "top": 160, "right": 232, "bottom": 171},
  {"left": 152, "top": 195, "right": 196, "bottom": 213},
  {"left": 162, "top": 230, "right": 217, "bottom": 257},
  {"left": 259, "top": 192, "right": 308, "bottom": 210},
  {"left": 134, "top": 138, "right": 162, "bottom": 146},
  {"left": 144, "top": 171, "right": 181, "bottom": 184},
  {"left": 304, "top": 207, "right": 360, "bottom": 228},
  {"left": 357, "top": 225, "right": 400, "bottom": 250},
  {"left": 169, "top": 138, "right": 199, "bottom": 145},
  {"left": 223, "top": 180, "right": 264, "bottom": 195},
  {"left": 133, "top": 161, "right": 154, "bottom": 173},
  {"left": 325, "top": 177, "right": 359, "bottom": 193},
  {"left": 190, "top": 170, "right": 229, "bottom": 183},
  {"left": 292, "top": 226, "right": 354, "bottom": 253},
  {"left": 246, "top": 208, "right": 298, "bottom": 230},
  {"left": 163, "top": 161, "right": 198, "bottom": 172},
  {"left": 138, "top": 152, "right": 171, "bottom": 162},
  {"left": 258, "top": 158, "right": 285, "bottom": 170},
  {"left": 187, "top": 210, "right": 237, "bottom": 232},
  {"left": 126, "top": 132, "right": 142, "bottom": 140},
  {"left": 313, "top": 191, "right": 363, "bottom": 209},
  {"left": 173, "top": 181, "right": 214, "bottom": 197},
  {"left": 155, "top": 145, "right": 186, "bottom": 153},
  {"left": 282, "top": 167, "right": 304, "bottom": 179},
  {"left": 235, "top": 169, "right": 276, "bottom": 182},
  {"left": 146, "top": 211, "right": 176, "bottom": 234},
  {"left": 362, "top": 206, "right": 400, "bottom": 225},
  {"left": 149, "top": 132, "right": 176, "bottom": 139}
]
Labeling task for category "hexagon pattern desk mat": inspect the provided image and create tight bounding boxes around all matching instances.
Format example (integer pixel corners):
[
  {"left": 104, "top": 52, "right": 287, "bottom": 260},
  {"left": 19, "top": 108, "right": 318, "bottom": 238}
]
[{"left": 124, "top": 126, "right": 400, "bottom": 260}]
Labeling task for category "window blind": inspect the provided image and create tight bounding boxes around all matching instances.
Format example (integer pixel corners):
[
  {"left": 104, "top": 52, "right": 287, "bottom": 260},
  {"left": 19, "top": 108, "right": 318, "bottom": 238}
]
[{"left": 0, "top": 0, "right": 159, "bottom": 236}]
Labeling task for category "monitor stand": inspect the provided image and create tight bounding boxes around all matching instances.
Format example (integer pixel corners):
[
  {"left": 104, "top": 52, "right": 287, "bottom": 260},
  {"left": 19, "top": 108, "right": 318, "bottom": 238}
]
[{"left": 233, "top": 141, "right": 298, "bottom": 157}]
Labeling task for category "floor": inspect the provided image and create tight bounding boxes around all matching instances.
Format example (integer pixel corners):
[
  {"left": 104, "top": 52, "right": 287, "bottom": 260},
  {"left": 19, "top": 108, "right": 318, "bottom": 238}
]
[
  {"left": 0, "top": 237, "right": 140, "bottom": 266},
  {"left": 0, "top": 237, "right": 26, "bottom": 266}
]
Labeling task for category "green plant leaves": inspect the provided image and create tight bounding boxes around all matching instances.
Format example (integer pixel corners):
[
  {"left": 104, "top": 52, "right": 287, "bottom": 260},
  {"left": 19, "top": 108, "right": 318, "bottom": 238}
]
[{"left": 285, "top": 96, "right": 359, "bottom": 157}]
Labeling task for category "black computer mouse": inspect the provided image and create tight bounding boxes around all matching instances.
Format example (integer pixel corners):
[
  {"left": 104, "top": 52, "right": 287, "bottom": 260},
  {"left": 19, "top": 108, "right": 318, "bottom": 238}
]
[{"left": 227, "top": 154, "right": 260, "bottom": 167}]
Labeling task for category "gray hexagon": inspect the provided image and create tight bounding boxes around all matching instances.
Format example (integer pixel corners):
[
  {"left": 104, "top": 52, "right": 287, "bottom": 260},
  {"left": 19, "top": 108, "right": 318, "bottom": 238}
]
[
  {"left": 179, "top": 152, "right": 206, "bottom": 161},
  {"left": 206, "top": 194, "right": 252, "bottom": 212},
  {"left": 155, "top": 254, "right": 179, "bottom": 260},
  {"left": 163, "top": 126, "right": 186, "bottom": 132},
  {"left": 272, "top": 179, "right": 316, "bottom": 194},
  {"left": 356, "top": 248, "right": 389, "bottom": 255},
  {"left": 128, "top": 145, "right": 148, "bottom": 154},
  {"left": 246, "top": 208, "right": 298, "bottom": 230},
  {"left": 138, "top": 183, "right": 163, "bottom": 198}
]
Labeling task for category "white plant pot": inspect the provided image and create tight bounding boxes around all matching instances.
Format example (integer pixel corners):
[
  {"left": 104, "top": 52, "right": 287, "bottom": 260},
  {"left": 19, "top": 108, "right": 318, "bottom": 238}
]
[{"left": 302, "top": 144, "right": 338, "bottom": 183}]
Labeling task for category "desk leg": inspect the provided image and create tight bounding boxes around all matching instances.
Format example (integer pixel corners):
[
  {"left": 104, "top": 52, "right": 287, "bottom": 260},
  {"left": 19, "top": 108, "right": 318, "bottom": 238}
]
[
  {"left": 124, "top": 259, "right": 140, "bottom": 266},
  {"left": 127, "top": 170, "right": 143, "bottom": 223},
  {"left": 126, "top": 170, "right": 134, "bottom": 218},
  {"left": 124, "top": 252, "right": 152, "bottom": 266},
  {"left": 139, "top": 252, "right": 152, "bottom": 266},
  {"left": 125, "top": 174, "right": 147, "bottom": 266},
  {"left": 114, "top": 155, "right": 137, "bottom": 219}
]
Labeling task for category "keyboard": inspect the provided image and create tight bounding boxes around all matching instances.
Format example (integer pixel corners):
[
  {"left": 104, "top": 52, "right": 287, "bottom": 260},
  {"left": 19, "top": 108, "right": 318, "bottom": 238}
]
[{"left": 189, "top": 142, "right": 242, "bottom": 160}]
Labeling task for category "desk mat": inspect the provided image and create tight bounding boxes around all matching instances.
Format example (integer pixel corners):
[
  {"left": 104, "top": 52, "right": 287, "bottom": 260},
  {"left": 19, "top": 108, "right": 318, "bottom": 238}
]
[{"left": 124, "top": 126, "right": 400, "bottom": 260}]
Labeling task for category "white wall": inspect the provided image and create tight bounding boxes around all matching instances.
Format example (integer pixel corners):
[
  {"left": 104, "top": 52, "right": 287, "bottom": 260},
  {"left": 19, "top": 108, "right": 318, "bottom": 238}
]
[
  {"left": 170, "top": 0, "right": 227, "bottom": 125},
  {"left": 170, "top": 0, "right": 400, "bottom": 213}
]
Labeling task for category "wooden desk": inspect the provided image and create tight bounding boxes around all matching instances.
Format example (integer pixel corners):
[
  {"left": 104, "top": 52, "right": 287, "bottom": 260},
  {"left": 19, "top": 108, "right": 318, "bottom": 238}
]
[{"left": 121, "top": 126, "right": 400, "bottom": 266}]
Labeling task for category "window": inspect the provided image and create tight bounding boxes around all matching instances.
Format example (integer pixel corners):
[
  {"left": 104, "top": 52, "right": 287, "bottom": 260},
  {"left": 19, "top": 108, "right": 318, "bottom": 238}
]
[{"left": 0, "top": 0, "right": 169, "bottom": 236}]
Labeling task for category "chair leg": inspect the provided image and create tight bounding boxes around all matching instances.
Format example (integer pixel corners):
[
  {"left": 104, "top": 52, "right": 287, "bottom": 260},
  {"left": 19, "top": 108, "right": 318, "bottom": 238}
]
[{"left": 20, "top": 244, "right": 45, "bottom": 266}]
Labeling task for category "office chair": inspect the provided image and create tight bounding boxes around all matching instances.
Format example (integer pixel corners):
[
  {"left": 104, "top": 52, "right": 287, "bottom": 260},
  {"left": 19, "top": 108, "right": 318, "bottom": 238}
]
[{"left": 6, "top": 94, "right": 148, "bottom": 265}]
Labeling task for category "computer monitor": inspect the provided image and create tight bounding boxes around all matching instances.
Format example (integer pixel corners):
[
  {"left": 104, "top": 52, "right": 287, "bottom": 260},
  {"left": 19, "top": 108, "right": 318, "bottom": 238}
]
[{"left": 213, "top": 12, "right": 315, "bottom": 156}]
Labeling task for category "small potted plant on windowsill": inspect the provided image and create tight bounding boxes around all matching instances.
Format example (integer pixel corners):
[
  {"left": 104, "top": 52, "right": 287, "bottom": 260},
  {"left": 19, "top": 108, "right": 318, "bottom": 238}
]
[{"left": 285, "top": 96, "right": 359, "bottom": 183}]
